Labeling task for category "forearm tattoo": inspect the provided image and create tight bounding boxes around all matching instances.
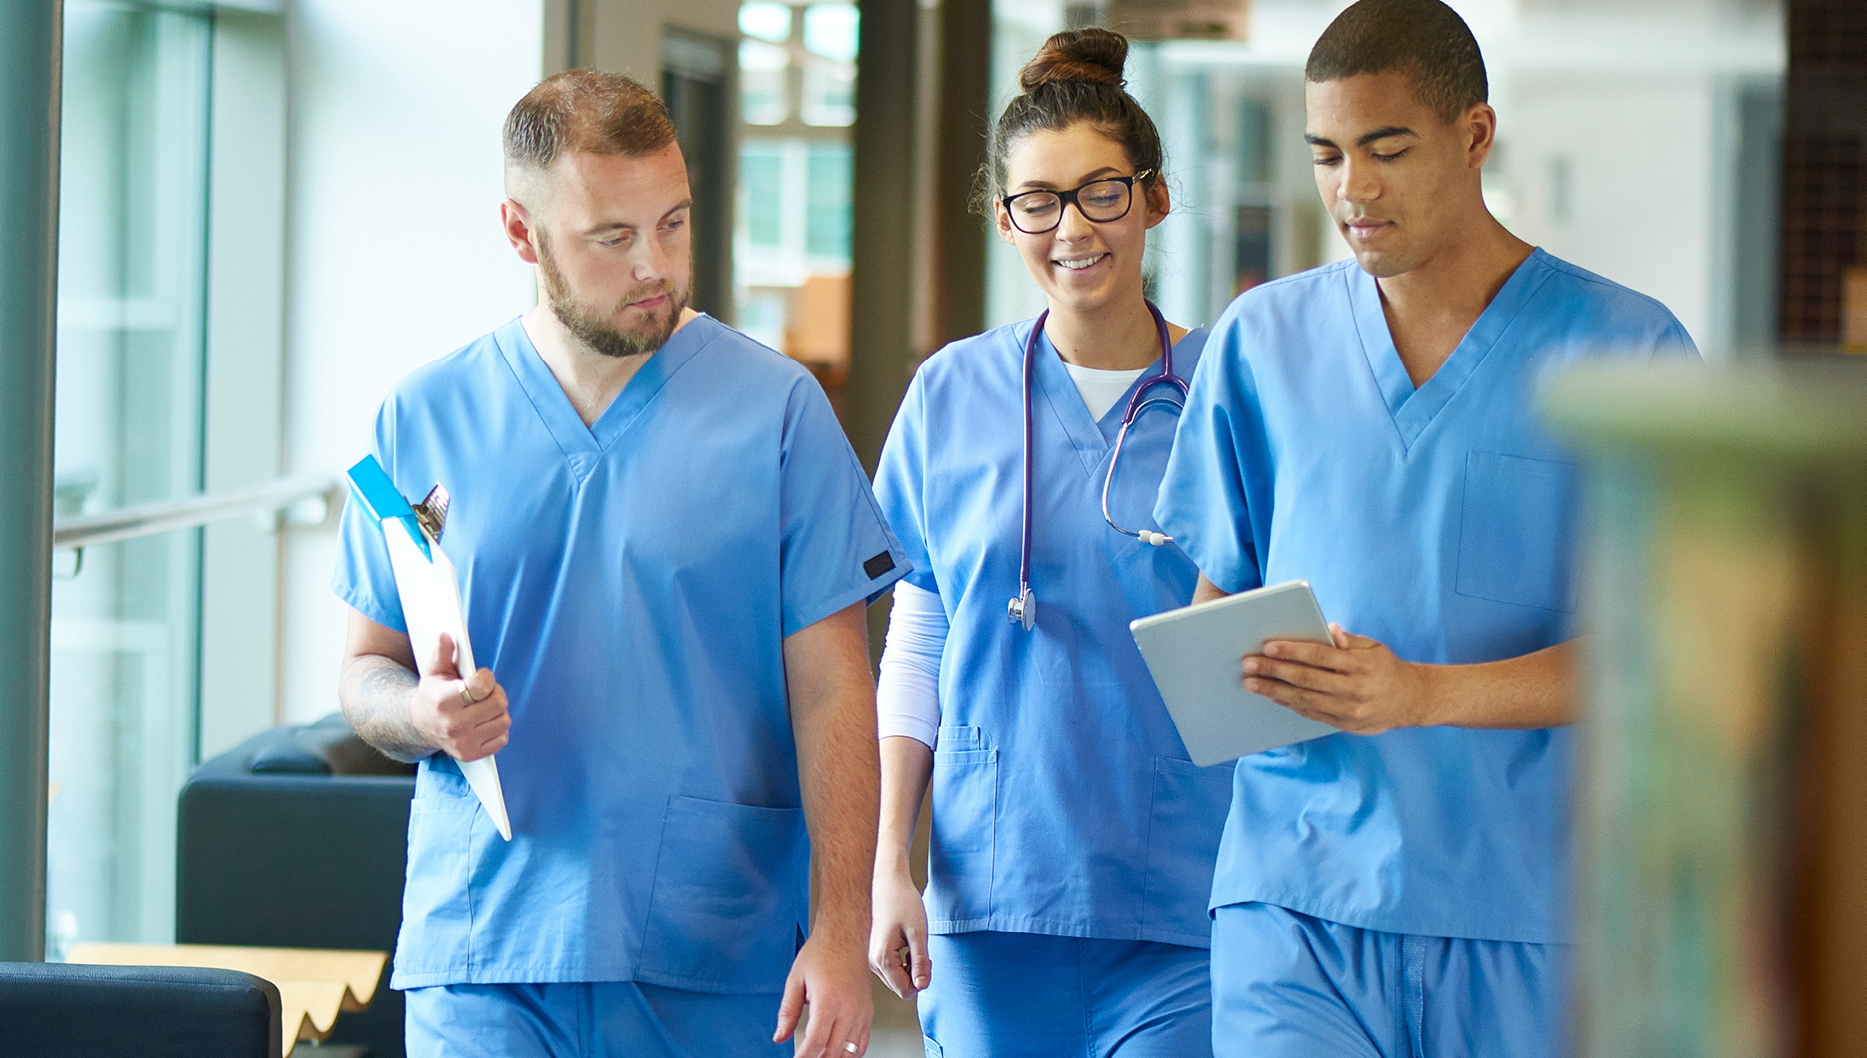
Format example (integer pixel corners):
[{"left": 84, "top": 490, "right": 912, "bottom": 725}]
[{"left": 340, "top": 654, "right": 437, "bottom": 763}]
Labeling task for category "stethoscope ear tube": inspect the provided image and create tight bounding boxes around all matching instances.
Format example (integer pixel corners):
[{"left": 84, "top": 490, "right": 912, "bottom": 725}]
[{"left": 1009, "top": 302, "right": 1187, "bottom": 631}]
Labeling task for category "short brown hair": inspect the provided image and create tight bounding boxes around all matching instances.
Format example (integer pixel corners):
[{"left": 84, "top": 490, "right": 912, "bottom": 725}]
[
  {"left": 503, "top": 68, "right": 676, "bottom": 174},
  {"left": 1305, "top": 0, "right": 1487, "bottom": 124}
]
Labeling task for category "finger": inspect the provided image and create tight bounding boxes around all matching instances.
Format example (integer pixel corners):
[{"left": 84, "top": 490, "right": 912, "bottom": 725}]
[
  {"left": 425, "top": 632, "right": 460, "bottom": 680},
  {"left": 466, "top": 666, "right": 499, "bottom": 701},
  {"left": 1260, "top": 639, "right": 1350, "bottom": 671},
  {"left": 1330, "top": 623, "right": 1351, "bottom": 649},
  {"left": 871, "top": 945, "right": 913, "bottom": 999},
  {"left": 773, "top": 972, "right": 805, "bottom": 1043},
  {"left": 1248, "top": 678, "right": 1348, "bottom": 726},
  {"left": 1245, "top": 657, "right": 1348, "bottom": 695}
]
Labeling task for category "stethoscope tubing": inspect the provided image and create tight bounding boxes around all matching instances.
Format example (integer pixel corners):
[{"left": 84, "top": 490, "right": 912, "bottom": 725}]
[{"left": 1011, "top": 300, "right": 1187, "bottom": 630}]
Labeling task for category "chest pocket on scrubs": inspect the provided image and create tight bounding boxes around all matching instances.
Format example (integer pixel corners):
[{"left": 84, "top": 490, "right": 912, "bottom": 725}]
[
  {"left": 1454, "top": 451, "right": 1579, "bottom": 612},
  {"left": 927, "top": 732, "right": 998, "bottom": 926},
  {"left": 638, "top": 795, "right": 808, "bottom": 994}
]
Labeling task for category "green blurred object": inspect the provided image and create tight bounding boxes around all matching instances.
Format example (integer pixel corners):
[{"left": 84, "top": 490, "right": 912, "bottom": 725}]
[{"left": 1546, "top": 359, "right": 1867, "bottom": 1058}]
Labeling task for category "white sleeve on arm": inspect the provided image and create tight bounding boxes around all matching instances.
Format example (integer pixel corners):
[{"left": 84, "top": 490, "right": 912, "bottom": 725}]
[{"left": 876, "top": 580, "right": 946, "bottom": 749}]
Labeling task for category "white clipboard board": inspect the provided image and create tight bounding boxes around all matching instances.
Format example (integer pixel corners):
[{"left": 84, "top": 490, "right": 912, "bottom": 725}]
[
  {"left": 347, "top": 456, "right": 512, "bottom": 840},
  {"left": 1129, "top": 579, "right": 1341, "bottom": 766}
]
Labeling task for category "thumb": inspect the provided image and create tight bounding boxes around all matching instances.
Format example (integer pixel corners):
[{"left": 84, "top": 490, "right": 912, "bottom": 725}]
[
  {"left": 426, "top": 632, "right": 461, "bottom": 680},
  {"left": 910, "top": 931, "right": 932, "bottom": 991}
]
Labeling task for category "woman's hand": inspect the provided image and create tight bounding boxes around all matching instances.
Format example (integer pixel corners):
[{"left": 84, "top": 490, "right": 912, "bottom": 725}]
[{"left": 869, "top": 865, "right": 932, "bottom": 999}]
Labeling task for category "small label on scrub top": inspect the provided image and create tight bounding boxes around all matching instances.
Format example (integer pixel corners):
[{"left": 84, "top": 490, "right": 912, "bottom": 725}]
[{"left": 864, "top": 552, "right": 896, "bottom": 579}]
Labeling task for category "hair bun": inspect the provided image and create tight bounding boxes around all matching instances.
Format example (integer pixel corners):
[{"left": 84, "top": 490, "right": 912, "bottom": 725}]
[{"left": 1019, "top": 27, "right": 1128, "bottom": 92}]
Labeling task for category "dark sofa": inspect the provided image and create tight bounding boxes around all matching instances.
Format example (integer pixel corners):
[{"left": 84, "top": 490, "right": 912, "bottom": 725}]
[{"left": 177, "top": 713, "right": 416, "bottom": 1057}]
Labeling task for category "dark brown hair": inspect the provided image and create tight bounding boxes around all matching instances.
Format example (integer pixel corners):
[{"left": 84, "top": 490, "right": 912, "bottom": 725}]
[
  {"left": 503, "top": 68, "right": 676, "bottom": 175},
  {"left": 981, "top": 27, "right": 1165, "bottom": 213},
  {"left": 1305, "top": 0, "right": 1487, "bottom": 124}
]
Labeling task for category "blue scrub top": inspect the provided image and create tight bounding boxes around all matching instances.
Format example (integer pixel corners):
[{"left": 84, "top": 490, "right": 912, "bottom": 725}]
[
  {"left": 874, "top": 320, "right": 1234, "bottom": 949},
  {"left": 332, "top": 315, "right": 907, "bottom": 992},
  {"left": 1154, "top": 249, "right": 1697, "bottom": 944}
]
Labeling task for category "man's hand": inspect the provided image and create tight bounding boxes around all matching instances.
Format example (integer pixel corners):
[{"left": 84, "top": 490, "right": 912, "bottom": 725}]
[
  {"left": 775, "top": 932, "right": 873, "bottom": 1057},
  {"left": 1244, "top": 624, "right": 1432, "bottom": 734},
  {"left": 341, "top": 610, "right": 511, "bottom": 763},
  {"left": 408, "top": 632, "right": 511, "bottom": 761},
  {"left": 869, "top": 865, "right": 932, "bottom": 999}
]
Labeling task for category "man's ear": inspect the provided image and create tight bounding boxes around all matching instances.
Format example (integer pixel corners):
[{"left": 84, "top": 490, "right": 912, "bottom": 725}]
[
  {"left": 501, "top": 197, "right": 541, "bottom": 264},
  {"left": 1464, "top": 103, "right": 1498, "bottom": 170}
]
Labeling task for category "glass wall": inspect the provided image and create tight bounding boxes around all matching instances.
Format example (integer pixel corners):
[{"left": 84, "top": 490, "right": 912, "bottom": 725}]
[
  {"left": 987, "top": 0, "right": 1786, "bottom": 360},
  {"left": 735, "top": 0, "right": 858, "bottom": 382},
  {"left": 46, "top": 0, "right": 214, "bottom": 953}
]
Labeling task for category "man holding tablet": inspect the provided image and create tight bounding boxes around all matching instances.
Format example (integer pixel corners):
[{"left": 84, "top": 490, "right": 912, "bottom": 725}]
[{"left": 1153, "top": 1, "right": 1695, "bottom": 1055}]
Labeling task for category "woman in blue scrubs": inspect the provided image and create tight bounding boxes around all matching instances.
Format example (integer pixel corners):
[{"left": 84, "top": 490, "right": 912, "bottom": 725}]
[{"left": 869, "top": 27, "right": 1233, "bottom": 1057}]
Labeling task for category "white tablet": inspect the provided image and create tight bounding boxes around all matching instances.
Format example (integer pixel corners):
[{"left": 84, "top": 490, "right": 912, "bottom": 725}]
[{"left": 1130, "top": 580, "right": 1341, "bottom": 766}]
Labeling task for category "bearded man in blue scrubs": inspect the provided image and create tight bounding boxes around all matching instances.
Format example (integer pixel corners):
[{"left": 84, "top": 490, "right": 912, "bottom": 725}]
[
  {"left": 1153, "top": 2, "right": 1696, "bottom": 1055},
  {"left": 333, "top": 70, "right": 905, "bottom": 1058}
]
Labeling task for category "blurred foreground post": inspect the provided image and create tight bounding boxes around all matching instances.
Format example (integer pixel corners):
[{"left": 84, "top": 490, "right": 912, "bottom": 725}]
[
  {"left": 0, "top": 0, "right": 62, "bottom": 964},
  {"left": 1548, "top": 359, "right": 1867, "bottom": 1058}
]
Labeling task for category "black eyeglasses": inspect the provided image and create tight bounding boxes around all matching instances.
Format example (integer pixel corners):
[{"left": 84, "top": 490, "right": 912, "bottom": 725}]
[{"left": 1001, "top": 170, "right": 1154, "bottom": 235}]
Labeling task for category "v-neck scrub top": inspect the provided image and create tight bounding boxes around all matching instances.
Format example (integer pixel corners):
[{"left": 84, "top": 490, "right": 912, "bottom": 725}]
[
  {"left": 873, "top": 321, "right": 1235, "bottom": 948},
  {"left": 1154, "top": 250, "right": 1697, "bottom": 944},
  {"left": 332, "top": 315, "right": 908, "bottom": 992}
]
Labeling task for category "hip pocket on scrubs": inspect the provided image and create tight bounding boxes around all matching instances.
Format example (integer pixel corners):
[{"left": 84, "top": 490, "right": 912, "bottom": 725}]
[
  {"left": 398, "top": 796, "right": 478, "bottom": 975},
  {"left": 1141, "top": 757, "right": 1235, "bottom": 941},
  {"left": 926, "top": 748, "right": 998, "bottom": 926},
  {"left": 637, "top": 795, "right": 808, "bottom": 994},
  {"left": 1454, "top": 451, "right": 1579, "bottom": 612}
]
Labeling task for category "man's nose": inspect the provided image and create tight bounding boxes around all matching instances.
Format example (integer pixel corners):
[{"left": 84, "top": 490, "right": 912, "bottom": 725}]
[{"left": 1338, "top": 156, "right": 1380, "bottom": 205}]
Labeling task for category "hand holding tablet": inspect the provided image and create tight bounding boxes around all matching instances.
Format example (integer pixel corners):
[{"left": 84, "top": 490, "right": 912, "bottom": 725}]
[{"left": 1130, "top": 580, "right": 1342, "bottom": 765}]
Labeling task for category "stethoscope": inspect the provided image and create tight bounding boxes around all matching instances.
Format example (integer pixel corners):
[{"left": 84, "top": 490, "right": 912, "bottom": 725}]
[{"left": 1008, "top": 300, "right": 1189, "bottom": 631}]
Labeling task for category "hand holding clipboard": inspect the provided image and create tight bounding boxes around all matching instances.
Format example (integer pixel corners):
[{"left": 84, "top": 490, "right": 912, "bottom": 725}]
[{"left": 347, "top": 456, "right": 513, "bottom": 840}]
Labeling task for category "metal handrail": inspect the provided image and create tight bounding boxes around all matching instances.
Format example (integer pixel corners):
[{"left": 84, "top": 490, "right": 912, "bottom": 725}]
[{"left": 52, "top": 473, "right": 339, "bottom": 551}]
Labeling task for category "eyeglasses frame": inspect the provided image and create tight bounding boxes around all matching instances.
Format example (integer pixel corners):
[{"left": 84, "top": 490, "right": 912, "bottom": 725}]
[{"left": 1000, "top": 169, "right": 1157, "bottom": 235}]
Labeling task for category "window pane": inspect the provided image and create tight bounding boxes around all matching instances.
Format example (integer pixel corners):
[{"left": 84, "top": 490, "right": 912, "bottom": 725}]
[
  {"left": 738, "top": 1, "right": 792, "bottom": 43},
  {"left": 47, "top": 0, "right": 212, "bottom": 954},
  {"left": 802, "top": 3, "right": 858, "bottom": 62},
  {"left": 739, "top": 39, "right": 789, "bottom": 125},
  {"left": 805, "top": 142, "right": 852, "bottom": 262},
  {"left": 801, "top": 62, "right": 854, "bottom": 127},
  {"left": 741, "top": 141, "right": 786, "bottom": 248}
]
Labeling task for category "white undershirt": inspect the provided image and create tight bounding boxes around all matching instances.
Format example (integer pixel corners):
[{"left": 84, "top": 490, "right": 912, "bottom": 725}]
[
  {"left": 1063, "top": 362, "right": 1147, "bottom": 421},
  {"left": 876, "top": 581, "right": 946, "bottom": 748}
]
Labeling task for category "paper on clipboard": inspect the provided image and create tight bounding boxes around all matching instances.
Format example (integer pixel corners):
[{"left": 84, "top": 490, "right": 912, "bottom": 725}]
[{"left": 346, "top": 456, "right": 512, "bottom": 840}]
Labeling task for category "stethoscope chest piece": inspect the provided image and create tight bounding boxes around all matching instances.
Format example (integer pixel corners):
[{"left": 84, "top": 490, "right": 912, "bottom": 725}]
[{"left": 1007, "top": 587, "right": 1036, "bottom": 631}]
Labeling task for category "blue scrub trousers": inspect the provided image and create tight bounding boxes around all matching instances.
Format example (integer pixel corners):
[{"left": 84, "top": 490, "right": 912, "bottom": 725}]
[
  {"left": 918, "top": 931, "right": 1212, "bottom": 1057},
  {"left": 404, "top": 981, "right": 789, "bottom": 1058},
  {"left": 1210, "top": 903, "right": 1565, "bottom": 1058}
]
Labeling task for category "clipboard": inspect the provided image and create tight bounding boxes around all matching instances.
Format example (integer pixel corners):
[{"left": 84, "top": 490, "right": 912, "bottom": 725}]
[
  {"left": 1129, "top": 579, "right": 1341, "bottom": 766},
  {"left": 346, "top": 456, "right": 512, "bottom": 840}
]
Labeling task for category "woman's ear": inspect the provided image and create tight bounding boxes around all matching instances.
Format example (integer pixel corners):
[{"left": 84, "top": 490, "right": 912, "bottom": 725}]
[
  {"left": 993, "top": 198, "right": 1019, "bottom": 245},
  {"left": 1142, "top": 178, "right": 1172, "bottom": 230}
]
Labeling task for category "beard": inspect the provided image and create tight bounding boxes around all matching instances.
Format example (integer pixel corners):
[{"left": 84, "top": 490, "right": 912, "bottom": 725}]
[{"left": 536, "top": 236, "right": 691, "bottom": 359}]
